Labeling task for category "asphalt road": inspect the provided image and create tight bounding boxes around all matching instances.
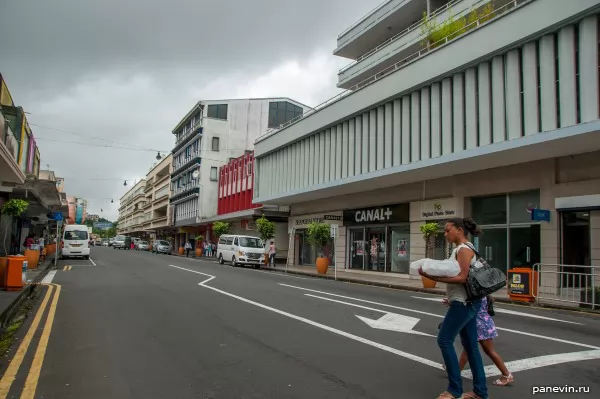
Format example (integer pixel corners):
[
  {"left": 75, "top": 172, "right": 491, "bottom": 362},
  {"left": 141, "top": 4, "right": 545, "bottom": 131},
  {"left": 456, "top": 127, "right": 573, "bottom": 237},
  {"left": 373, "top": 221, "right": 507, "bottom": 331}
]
[{"left": 2, "top": 247, "right": 599, "bottom": 398}]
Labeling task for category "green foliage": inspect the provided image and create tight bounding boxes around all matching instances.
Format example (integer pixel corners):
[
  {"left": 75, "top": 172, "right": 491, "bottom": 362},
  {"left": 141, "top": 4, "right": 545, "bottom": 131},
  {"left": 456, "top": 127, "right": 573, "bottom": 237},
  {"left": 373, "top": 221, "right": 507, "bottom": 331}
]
[
  {"left": 212, "top": 221, "right": 230, "bottom": 238},
  {"left": 195, "top": 235, "right": 204, "bottom": 242},
  {"left": 0, "top": 199, "right": 29, "bottom": 217},
  {"left": 256, "top": 215, "right": 276, "bottom": 242},
  {"left": 420, "top": 4, "right": 496, "bottom": 49},
  {"left": 420, "top": 222, "right": 440, "bottom": 240},
  {"left": 305, "top": 222, "right": 331, "bottom": 254}
]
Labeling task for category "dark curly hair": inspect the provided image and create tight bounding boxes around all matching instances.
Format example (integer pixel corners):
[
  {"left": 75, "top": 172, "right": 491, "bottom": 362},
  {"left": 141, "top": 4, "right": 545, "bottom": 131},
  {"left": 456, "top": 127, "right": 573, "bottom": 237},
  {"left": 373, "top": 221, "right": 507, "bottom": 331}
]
[{"left": 447, "top": 217, "right": 481, "bottom": 237}]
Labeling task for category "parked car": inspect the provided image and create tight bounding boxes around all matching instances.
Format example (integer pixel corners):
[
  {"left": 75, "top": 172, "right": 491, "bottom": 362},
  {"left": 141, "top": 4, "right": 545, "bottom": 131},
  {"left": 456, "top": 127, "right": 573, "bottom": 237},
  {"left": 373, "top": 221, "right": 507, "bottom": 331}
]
[
  {"left": 152, "top": 240, "right": 171, "bottom": 254},
  {"left": 60, "top": 224, "right": 91, "bottom": 260},
  {"left": 217, "top": 234, "right": 264, "bottom": 268},
  {"left": 136, "top": 241, "right": 149, "bottom": 251},
  {"left": 113, "top": 235, "right": 131, "bottom": 249}
]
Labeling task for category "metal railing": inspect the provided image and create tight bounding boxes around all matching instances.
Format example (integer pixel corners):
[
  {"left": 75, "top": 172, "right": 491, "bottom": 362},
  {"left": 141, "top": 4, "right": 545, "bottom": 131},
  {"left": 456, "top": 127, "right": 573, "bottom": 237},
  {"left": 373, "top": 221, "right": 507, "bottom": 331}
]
[
  {"left": 339, "top": 0, "right": 467, "bottom": 74},
  {"left": 337, "top": 0, "right": 396, "bottom": 40},
  {"left": 532, "top": 263, "right": 599, "bottom": 311},
  {"left": 256, "top": 0, "right": 524, "bottom": 144}
]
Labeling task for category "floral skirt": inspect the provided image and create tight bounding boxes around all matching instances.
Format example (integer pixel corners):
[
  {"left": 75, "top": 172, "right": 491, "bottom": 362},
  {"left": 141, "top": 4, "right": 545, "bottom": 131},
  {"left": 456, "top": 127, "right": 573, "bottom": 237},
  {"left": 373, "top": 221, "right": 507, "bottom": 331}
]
[{"left": 476, "top": 297, "right": 498, "bottom": 341}]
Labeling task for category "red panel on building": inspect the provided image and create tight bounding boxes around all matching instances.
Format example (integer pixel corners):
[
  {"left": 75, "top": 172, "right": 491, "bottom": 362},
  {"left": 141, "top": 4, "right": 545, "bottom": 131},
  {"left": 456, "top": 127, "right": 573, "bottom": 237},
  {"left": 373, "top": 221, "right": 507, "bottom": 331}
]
[{"left": 217, "top": 151, "right": 261, "bottom": 215}]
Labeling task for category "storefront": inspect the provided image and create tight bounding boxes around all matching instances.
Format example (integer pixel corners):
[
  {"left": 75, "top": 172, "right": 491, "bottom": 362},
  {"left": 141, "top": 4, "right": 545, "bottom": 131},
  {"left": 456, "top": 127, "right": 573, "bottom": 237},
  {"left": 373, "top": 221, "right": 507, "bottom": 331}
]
[
  {"left": 468, "top": 189, "right": 542, "bottom": 274},
  {"left": 410, "top": 197, "right": 460, "bottom": 262},
  {"left": 288, "top": 212, "right": 342, "bottom": 266},
  {"left": 344, "top": 203, "right": 410, "bottom": 273}
]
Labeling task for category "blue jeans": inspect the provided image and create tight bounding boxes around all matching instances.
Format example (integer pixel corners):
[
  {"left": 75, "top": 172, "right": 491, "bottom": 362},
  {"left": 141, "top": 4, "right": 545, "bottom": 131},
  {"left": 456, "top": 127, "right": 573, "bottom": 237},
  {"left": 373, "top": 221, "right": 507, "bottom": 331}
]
[{"left": 437, "top": 300, "right": 488, "bottom": 399}]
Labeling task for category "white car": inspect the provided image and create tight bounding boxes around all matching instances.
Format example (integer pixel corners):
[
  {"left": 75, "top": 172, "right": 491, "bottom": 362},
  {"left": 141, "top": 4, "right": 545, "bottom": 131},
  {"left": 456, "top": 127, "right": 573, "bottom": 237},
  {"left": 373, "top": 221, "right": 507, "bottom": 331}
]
[
  {"left": 217, "top": 234, "right": 264, "bottom": 268},
  {"left": 60, "top": 224, "right": 91, "bottom": 259},
  {"left": 136, "top": 241, "right": 149, "bottom": 251}
]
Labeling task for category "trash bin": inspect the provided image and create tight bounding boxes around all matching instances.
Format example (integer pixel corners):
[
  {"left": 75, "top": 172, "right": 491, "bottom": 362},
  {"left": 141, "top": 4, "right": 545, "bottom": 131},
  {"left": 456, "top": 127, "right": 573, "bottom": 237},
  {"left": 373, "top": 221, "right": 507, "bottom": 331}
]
[{"left": 507, "top": 267, "right": 538, "bottom": 302}]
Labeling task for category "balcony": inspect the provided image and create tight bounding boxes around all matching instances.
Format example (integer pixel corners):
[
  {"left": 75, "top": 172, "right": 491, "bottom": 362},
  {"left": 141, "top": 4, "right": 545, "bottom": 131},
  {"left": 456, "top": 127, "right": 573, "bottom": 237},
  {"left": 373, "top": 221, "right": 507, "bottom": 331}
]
[
  {"left": 172, "top": 153, "right": 201, "bottom": 176},
  {"left": 172, "top": 122, "right": 203, "bottom": 154},
  {"left": 0, "top": 111, "right": 26, "bottom": 185},
  {"left": 337, "top": 0, "right": 486, "bottom": 89}
]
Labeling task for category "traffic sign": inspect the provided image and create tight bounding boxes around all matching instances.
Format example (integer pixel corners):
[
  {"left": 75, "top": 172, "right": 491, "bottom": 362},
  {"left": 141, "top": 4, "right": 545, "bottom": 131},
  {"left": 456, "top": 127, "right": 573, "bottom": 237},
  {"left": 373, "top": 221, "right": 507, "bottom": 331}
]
[{"left": 53, "top": 212, "right": 63, "bottom": 221}]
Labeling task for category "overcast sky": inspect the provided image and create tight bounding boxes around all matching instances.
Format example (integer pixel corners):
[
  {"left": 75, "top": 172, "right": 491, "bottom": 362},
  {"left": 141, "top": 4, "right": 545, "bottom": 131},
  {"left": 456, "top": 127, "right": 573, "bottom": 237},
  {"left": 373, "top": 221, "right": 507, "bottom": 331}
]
[{"left": 0, "top": 0, "right": 380, "bottom": 221}]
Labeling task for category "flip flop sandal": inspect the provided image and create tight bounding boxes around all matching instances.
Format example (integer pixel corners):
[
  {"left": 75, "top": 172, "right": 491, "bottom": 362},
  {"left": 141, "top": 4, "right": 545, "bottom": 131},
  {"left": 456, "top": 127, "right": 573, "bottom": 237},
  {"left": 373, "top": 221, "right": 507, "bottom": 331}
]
[
  {"left": 462, "top": 392, "right": 482, "bottom": 399},
  {"left": 493, "top": 374, "right": 514, "bottom": 386},
  {"left": 436, "top": 391, "right": 462, "bottom": 399}
]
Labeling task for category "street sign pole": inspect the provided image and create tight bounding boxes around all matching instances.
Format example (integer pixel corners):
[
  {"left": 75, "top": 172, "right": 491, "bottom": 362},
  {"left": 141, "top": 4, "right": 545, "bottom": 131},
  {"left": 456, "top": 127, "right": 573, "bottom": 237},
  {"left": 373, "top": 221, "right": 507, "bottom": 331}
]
[{"left": 55, "top": 221, "right": 59, "bottom": 267}]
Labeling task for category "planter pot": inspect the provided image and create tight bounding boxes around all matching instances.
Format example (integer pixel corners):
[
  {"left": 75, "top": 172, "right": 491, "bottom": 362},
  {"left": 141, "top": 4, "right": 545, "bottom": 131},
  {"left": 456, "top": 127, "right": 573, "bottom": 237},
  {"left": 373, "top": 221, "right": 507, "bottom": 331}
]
[
  {"left": 316, "top": 257, "right": 329, "bottom": 275},
  {"left": 195, "top": 248, "right": 202, "bottom": 257},
  {"left": 421, "top": 276, "right": 437, "bottom": 288},
  {"left": 24, "top": 249, "right": 39, "bottom": 269},
  {"left": 0, "top": 257, "right": 7, "bottom": 288},
  {"left": 264, "top": 254, "right": 269, "bottom": 265},
  {"left": 178, "top": 247, "right": 184, "bottom": 255}
]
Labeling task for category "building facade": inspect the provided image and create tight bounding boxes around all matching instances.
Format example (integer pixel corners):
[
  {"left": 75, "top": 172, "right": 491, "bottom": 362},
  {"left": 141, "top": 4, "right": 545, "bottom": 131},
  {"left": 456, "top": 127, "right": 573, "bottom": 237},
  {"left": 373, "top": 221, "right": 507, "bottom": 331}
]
[
  {"left": 253, "top": 0, "right": 600, "bottom": 281},
  {"left": 140, "top": 154, "right": 173, "bottom": 241},
  {"left": 169, "top": 98, "right": 311, "bottom": 247},
  {"left": 117, "top": 179, "right": 147, "bottom": 236}
]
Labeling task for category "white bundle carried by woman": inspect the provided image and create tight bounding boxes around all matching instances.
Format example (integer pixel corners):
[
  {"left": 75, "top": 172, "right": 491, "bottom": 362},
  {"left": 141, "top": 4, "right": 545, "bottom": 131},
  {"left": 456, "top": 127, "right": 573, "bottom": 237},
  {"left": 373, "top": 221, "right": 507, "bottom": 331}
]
[{"left": 409, "top": 258, "right": 461, "bottom": 277}]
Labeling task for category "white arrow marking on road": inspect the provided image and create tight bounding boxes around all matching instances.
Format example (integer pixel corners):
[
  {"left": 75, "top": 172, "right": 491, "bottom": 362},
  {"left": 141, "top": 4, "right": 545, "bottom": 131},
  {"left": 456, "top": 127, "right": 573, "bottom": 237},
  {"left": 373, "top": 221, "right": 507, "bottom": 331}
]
[
  {"left": 304, "top": 294, "right": 434, "bottom": 337},
  {"left": 356, "top": 313, "right": 434, "bottom": 337},
  {"left": 410, "top": 296, "right": 584, "bottom": 325}
]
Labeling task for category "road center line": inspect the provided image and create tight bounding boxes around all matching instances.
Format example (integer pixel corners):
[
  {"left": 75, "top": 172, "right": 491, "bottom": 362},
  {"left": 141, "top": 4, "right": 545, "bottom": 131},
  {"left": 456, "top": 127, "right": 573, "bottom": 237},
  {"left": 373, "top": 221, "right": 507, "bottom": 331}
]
[
  {"left": 168, "top": 265, "right": 446, "bottom": 373},
  {"left": 0, "top": 285, "right": 54, "bottom": 398},
  {"left": 280, "top": 283, "right": 600, "bottom": 350}
]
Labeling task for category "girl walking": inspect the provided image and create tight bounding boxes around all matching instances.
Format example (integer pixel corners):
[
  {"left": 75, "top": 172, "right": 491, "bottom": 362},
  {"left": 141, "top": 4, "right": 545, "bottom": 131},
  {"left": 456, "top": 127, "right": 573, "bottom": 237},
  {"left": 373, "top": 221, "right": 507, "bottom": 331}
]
[{"left": 456, "top": 295, "right": 514, "bottom": 386}]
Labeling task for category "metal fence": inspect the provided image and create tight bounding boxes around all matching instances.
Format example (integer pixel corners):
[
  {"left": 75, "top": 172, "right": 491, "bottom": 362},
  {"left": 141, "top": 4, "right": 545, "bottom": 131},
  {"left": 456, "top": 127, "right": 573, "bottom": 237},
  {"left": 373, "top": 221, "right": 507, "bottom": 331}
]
[{"left": 532, "top": 263, "right": 599, "bottom": 311}]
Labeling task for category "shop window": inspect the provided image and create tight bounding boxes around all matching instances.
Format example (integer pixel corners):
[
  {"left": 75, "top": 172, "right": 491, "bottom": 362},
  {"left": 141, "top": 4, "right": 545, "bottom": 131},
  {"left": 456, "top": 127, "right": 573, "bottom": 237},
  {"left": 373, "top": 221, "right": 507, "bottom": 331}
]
[
  {"left": 509, "top": 190, "right": 540, "bottom": 223},
  {"left": 471, "top": 194, "right": 507, "bottom": 225}
]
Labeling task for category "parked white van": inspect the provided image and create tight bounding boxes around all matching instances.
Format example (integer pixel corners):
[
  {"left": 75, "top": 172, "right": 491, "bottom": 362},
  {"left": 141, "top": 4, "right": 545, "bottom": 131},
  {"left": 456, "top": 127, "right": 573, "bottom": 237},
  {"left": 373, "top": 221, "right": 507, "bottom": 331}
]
[
  {"left": 61, "top": 224, "right": 91, "bottom": 259},
  {"left": 217, "top": 234, "right": 264, "bottom": 268}
]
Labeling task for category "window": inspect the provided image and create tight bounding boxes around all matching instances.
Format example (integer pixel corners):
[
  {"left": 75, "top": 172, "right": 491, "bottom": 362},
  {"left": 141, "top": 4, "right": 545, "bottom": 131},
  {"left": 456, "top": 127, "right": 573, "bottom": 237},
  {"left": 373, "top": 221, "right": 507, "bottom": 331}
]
[
  {"left": 210, "top": 166, "right": 218, "bottom": 181},
  {"left": 207, "top": 104, "right": 228, "bottom": 120},
  {"left": 268, "top": 101, "right": 303, "bottom": 128},
  {"left": 64, "top": 230, "right": 88, "bottom": 240},
  {"left": 239, "top": 237, "right": 263, "bottom": 248},
  {"left": 211, "top": 137, "right": 220, "bottom": 151}
]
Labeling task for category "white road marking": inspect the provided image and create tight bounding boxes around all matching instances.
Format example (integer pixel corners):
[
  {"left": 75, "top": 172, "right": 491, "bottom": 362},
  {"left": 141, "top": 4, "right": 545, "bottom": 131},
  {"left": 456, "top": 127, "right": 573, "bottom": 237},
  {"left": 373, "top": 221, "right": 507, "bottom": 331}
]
[
  {"left": 305, "top": 294, "right": 433, "bottom": 336},
  {"left": 41, "top": 271, "right": 57, "bottom": 284},
  {"left": 89, "top": 257, "right": 96, "bottom": 266},
  {"left": 281, "top": 283, "right": 600, "bottom": 350},
  {"left": 411, "top": 296, "right": 584, "bottom": 325},
  {"left": 167, "top": 265, "right": 445, "bottom": 373},
  {"left": 461, "top": 350, "right": 600, "bottom": 379}
]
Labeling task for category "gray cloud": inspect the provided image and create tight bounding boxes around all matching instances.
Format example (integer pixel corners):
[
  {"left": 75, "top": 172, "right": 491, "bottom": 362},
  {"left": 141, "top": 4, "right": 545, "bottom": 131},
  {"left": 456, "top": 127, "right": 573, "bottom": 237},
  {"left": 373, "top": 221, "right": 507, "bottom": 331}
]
[{"left": 0, "top": 0, "right": 382, "bottom": 220}]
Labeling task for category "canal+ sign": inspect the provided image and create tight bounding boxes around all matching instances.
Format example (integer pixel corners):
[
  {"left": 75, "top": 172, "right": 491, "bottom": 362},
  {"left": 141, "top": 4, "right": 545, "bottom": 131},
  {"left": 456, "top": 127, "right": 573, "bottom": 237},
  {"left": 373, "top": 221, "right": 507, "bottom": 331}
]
[{"left": 343, "top": 203, "right": 409, "bottom": 226}]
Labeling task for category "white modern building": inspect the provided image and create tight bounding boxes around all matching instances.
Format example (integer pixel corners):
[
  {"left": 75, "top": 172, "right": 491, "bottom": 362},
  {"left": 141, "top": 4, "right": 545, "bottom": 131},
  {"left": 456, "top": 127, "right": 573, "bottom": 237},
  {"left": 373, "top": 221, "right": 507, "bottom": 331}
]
[
  {"left": 253, "top": 0, "right": 600, "bottom": 289},
  {"left": 169, "top": 98, "right": 312, "bottom": 245}
]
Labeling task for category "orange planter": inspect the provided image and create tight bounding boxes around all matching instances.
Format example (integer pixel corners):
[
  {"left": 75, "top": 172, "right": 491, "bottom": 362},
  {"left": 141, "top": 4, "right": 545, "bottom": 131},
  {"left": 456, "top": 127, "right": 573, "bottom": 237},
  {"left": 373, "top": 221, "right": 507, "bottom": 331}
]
[
  {"left": 195, "top": 248, "right": 202, "bottom": 257},
  {"left": 24, "top": 249, "right": 39, "bottom": 269},
  {"left": 5, "top": 255, "right": 26, "bottom": 291},
  {"left": 316, "top": 257, "right": 329, "bottom": 274},
  {"left": 0, "top": 257, "right": 7, "bottom": 288},
  {"left": 178, "top": 247, "right": 184, "bottom": 255}
]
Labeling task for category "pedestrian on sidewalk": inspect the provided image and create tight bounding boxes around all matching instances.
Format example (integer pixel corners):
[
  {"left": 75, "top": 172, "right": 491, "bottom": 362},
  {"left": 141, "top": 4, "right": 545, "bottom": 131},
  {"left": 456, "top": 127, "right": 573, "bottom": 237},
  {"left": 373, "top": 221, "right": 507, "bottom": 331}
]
[
  {"left": 185, "top": 241, "right": 192, "bottom": 257},
  {"left": 454, "top": 295, "right": 514, "bottom": 386},
  {"left": 268, "top": 241, "right": 276, "bottom": 267},
  {"left": 418, "top": 217, "right": 488, "bottom": 399}
]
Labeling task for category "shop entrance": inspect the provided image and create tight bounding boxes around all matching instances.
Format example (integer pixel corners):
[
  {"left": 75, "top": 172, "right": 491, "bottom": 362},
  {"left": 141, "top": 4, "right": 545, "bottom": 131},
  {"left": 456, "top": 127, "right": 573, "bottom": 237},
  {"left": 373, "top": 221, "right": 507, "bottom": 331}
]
[
  {"left": 347, "top": 224, "right": 410, "bottom": 273},
  {"left": 560, "top": 211, "right": 591, "bottom": 288}
]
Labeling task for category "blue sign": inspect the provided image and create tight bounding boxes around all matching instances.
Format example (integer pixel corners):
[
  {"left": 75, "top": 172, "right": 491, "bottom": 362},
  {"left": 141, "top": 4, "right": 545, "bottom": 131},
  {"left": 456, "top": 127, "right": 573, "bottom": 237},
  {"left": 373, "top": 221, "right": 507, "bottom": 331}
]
[
  {"left": 531, "top": 209, "right": 551, "bottom": 222},
  {"left": 93, "top": 222, "right": 113, "bottom": 230},
  {"left": 52, "top": 212, "right": 63, "bottom": 221}
]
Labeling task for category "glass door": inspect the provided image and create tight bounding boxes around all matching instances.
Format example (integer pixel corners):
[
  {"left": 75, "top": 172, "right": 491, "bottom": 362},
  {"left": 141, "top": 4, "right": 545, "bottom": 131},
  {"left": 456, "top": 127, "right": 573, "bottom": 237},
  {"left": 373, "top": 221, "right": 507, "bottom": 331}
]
[
  {"left": 509, "top": 225, "right": 541, "bottom": 268},
  {"left": 389, "top": 225, "right": 410, "bottom": 273},
  {"left": 477, "top": 227, "right": 508, "bottom": 273},
  {"left": 365, "top": 227, "right": 386, "bottom": 272},
  {"left": 561, "top": 211, "right": 591, "bottom": 288},
  {"left": 349, "top": 228, "right": 365, "bottom": 270}
]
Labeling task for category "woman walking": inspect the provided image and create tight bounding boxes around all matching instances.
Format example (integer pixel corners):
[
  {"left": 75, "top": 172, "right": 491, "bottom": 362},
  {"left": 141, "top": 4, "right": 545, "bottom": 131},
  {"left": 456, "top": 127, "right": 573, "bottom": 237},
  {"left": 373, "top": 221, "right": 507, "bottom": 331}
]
[
  {"left": 418, "top": 217, "right": 488, "bottom": 399},
  {"left": 457, "top": 295, "right": 514, "bottom": 386}
]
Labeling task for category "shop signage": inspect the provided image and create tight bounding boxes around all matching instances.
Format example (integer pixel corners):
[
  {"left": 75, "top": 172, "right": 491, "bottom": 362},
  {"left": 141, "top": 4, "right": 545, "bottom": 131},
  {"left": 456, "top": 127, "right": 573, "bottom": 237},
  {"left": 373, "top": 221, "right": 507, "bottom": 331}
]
[
  {"left": 292, "top": 213, "right": 342, "bottom": 227},
  {"left": 531, "top": 209, "right": 551, "bottom": 222},
  {"left": 421, "top": 198, "right": 458, "bottom": 220},
  {"left": 343, "top": 204, "right": 409, "bottom": 225}
]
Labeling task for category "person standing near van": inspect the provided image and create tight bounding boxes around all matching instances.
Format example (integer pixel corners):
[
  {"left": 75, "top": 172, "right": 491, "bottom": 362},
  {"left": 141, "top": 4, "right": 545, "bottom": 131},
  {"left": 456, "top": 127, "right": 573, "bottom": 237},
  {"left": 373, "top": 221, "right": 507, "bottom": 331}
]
[
  {"left": 184, "top": 240, "right": 192, "bottom": 257},
  {"left": 268, "top": 241, "right": 276, "bottom": 267}
]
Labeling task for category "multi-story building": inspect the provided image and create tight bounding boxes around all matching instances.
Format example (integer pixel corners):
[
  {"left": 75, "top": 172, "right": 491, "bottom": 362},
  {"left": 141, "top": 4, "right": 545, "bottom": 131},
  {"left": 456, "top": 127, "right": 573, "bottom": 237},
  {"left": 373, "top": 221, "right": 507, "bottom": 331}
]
[
  {"left": 117, "top": 179, "right": 146, "bottom": 237},
  {"left": 210, "top": 150, "right": 289, "bottom": 260},
  {"left": 86, "top": 214, "right": 100, "bottom": 222},
  {"left": 252, "top": 0, "right": 600, "bottom": 284},
  {"left": 169, "top": 98, "right": 311, "bottom": 248},
  {"left": 140, "top": 153, "right": 173, "bottom": 242}
]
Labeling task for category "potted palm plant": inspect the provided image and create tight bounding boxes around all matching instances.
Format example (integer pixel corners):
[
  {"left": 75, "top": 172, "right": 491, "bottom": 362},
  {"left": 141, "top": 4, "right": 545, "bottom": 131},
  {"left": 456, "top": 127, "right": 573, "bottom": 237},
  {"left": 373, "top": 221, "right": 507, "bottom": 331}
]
[
  {"left": 420, "top": 222, "right": 439, "bottom": 288},
  {"left": 1, "top": 199, "right": 29, "bottom": 280},
  {"left": 256, "top": 215, "right": 276, "bottom": 265},
  {"left": 195, "top": 235, "right": 204, "bottom": 257},
  {"left": 306, "top": 221, "right": 332, "bottom": 274}
]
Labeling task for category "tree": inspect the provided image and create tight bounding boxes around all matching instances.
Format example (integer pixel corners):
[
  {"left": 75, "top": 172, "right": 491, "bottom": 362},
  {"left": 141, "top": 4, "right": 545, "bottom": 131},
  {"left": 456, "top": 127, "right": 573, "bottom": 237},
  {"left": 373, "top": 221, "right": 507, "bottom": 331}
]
[
  {"left": 212, "top": 222, "right": 230, "bottom": 240},
  {"left": 256, "top": 215, "right": 276, "bottom": 244}
]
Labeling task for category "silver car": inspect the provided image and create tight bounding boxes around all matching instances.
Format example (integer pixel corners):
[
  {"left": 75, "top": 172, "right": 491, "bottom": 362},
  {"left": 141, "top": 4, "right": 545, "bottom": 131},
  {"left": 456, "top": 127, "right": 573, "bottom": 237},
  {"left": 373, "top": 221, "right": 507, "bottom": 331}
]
[
  {"left": 153, "top": 240, "right": 171, "bottom": 254},
  {"left": 136, "top": 241, "right": 149, "bottom": 251}
]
